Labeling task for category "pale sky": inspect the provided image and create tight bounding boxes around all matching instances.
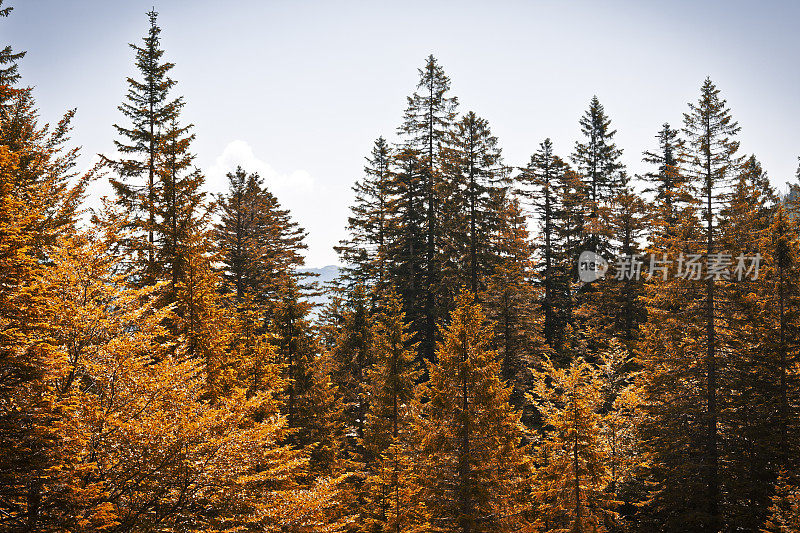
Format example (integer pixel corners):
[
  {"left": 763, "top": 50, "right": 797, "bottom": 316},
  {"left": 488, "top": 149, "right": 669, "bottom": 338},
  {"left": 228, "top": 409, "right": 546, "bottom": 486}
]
[{"left": 6, "top": 1, "right": 800, "bottom": 266}]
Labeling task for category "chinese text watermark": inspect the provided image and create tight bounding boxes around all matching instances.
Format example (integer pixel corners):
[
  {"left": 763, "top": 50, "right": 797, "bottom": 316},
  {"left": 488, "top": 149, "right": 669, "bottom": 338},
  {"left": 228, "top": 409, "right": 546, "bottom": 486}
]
[{"left": 578, "top": 251, "right": 761, "bottom": 283}]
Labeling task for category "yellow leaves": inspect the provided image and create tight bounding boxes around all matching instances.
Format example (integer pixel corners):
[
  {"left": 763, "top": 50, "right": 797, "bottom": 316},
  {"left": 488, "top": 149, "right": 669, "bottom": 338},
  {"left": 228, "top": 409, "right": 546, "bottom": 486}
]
[
  {"left": 0, "top": 224, "right": 316, "bottom": 531},
  {"left": 258, "top": 474, "right": 349, "bottom": 533},
  {"left": 530, "top": 353, "right": 625, "bottom": 532}
]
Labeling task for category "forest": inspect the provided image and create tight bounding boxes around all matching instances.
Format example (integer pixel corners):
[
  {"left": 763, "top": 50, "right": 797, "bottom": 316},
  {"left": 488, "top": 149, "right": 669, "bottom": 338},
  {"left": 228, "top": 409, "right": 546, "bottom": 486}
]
[{"left": 1, "top": 3, "right": 799, "bottom": 532}]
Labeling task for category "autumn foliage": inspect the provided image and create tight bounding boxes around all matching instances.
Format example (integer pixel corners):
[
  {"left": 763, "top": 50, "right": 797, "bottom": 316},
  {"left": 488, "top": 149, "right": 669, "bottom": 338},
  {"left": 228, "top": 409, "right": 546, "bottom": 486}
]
[{"left": 1, "top": 4, "right": 799, "bottom": 532}]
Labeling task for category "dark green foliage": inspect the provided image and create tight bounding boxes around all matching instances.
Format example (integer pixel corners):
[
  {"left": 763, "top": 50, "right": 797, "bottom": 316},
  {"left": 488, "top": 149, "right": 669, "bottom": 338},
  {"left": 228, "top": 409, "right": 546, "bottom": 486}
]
[
  {"left": 336, "top": 137, "right": 393, "bottom": 291},
  {"left": 102, "top": 9, "right": 183, "bottom": 285},
  {"left": 215, "top": 166, "right": 307, "bottom": 315}
]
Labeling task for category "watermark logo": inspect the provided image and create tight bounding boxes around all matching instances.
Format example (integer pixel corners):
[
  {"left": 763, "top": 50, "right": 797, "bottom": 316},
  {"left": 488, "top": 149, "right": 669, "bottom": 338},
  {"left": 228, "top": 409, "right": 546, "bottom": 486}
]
[
  {"left": 578, "top": 251, "right": 609, "bottom": 283},
  {"left": 577, "top": 251, "right": 761, "bottom": 282}
]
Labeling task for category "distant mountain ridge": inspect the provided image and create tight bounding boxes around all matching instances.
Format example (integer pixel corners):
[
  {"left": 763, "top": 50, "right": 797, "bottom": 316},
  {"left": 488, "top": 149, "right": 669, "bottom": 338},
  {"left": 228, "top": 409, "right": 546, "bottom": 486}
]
[{"left": 301, "top": 265, "right": 340, "bottom": 312}]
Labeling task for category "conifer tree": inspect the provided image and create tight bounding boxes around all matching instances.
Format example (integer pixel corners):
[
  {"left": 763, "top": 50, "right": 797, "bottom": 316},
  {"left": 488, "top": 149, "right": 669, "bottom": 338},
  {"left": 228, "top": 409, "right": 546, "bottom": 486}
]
[
  {"left": 764, "top": 204, "right": 800, "bottom": 474},
  {"left": 272, "top": 284, "right": 345, "bottom": 477},
  {"left": 103, "top": 9, "right": 182, "bottom": 285},
  {"left": 481, "top": 197, "right": 545, "bottom": 422},
  {"left": 336, "top": 137, "right": 393, "bottom": 291},
  {"left": 386, "top": 148, "right": 427, "bottom": 352},
  {"left": 682, "top": 78, "right": 743, "bottom": 529},
  {"left": 557, "top": 168, "right": 589, "bottom": 286},
  {"left": 717, "top": 158, "right": 800, "bottom": 529},
  {"left": 520, "top": 138, "right": 574, "bottom": 350},
  {"left": 571, "top": 96, "right": 624, "bottom": 257},
  {"left": 637, "top": 79, "right": 744, "bottom": 531},
  {"left": 531, "top": 355, "right": 619, "bottom": 532},
  {"left": 361, "top": 290, "right": 422, "bottom": 532},
  {"left": 0, "top": 0, "right": 24, "bottom": 110},
  {"left": 612, "top": 184, "right": 647, "bottom": 342},
  {"left": 415, "top": 294, "right": 531, "bottom": 533},
  {"left": 398, "top": 54, "right": 458, "bottom": 363},
  {"left": 580, "top": 182, "right": 647, "bottom": 347},
  {"left": 642, "top": 123, "right": 689, "bottom": 241},
  {"left": 441, "top": 111, "right": 504, "bottom": 298},
  {"left": 330, "top": 284, "right": 373, "bottom": 448},
  {"left": 155, "top": 117, "right": 205, "bottom": 299},
  {"left": 215, "top": 166, "right": 308, "bottom": 316}
]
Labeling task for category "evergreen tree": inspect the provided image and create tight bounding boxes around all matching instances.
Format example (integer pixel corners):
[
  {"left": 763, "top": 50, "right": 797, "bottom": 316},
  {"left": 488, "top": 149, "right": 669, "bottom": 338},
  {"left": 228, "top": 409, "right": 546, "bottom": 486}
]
[
  {"left": 557, "top": 168, "right": 589, "bottom": 287},
  {"left": 571, "top": 96, "right": 624, "bottom": 257},
  {"left": 682, "top": 78, "right": 743, "bottom": 529},
  {"left": 637, "top": 78, "right": 744, "bottom": 531},
  {"left": 415, "top": 294, "right": 531, "bottom": 533},
  {"left": 398, "top": 54, "right": 458, "bottom": 363},
  {"left": 272, "top": 284, "right": 345, "bottom": 477},
  {"left": 154, "top": 117, "right": 205, "bottom": 300},
  {"left": 481, "top": 197, "right": 546, "bottom": 423},
  {"left": 612, "top": 184, "right": 647, "bottom": 342},
  {"left": 0, "top": 0, "right": 24, "bottom": 110},
  {"left": 330, "top": 284, "right": 373, "bottom": 449},
  {"left": 765, "top": 204, "right": 800, "bottom": 473},
  {"left": 102, "top": 9, "right": 182, "bottom": 285},
  {"left": 717, "top": 158, "right": 800, "bottom": 529},
  {"left": 642, "top": 123, "right": 690, "bottom": 241},
  {"left": 361, "top": 291, "right": 422, "bottom": 532},
  {"left": 441, "top": 111, "right": 504, "bottom": 298},
  {"left": 386, "top": 148, "right": 427, "bottom": 355},
  {"left": 520, "top": 138, "right": 574, "bottom": 350},
  {"left": 580, "top": 182, "right": 647, "bottom": 347},
  {"left": 336, "top": 137, "right": 393, "bottom": 291},
  {"left": 531, "top": 355, "right": 619, "bottom": 532},
  {"left": 215, "top": 166, "right": 308, "bottom": 316}
]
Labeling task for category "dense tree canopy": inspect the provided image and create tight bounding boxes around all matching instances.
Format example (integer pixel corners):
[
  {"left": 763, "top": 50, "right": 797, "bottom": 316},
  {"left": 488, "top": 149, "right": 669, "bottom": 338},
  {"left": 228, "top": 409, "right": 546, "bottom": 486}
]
[{"left": 1, "top": 4, "right": 798, "bottom": 532}]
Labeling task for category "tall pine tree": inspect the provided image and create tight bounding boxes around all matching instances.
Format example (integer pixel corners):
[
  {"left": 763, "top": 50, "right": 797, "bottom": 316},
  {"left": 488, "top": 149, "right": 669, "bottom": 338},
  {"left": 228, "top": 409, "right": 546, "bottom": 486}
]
[
  {"left": 398, "top": 55, "right": 458, "bottom": 364},
  {"left": 415, "top": 294, "right": 531, "bottom": 533},
  {"left": 102, "top": 9, "right": 182, "bottom": 285}
]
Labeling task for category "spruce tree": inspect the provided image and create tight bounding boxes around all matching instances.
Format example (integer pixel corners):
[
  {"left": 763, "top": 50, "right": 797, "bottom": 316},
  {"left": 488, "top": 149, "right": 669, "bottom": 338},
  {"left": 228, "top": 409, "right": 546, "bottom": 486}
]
[
  {"left": 271, "top": 284, "right": 345, "bottom": 478},
  {"left": 154, "top": 117, "right": 205, "bottom": 299},
  {"left": 336, "top": 137, "right": 393, "bottom": 291},
  {"left": 415, "top": 293, "right": 530, "bottom": 533},
  {"left": 581, "top": 182, "right": 647, "bottom": 347},
  {"left": 481, "top": 197, "right": 546, "bottom": 423},
  {"left": 215, "top": 166, "right": 308, "bottom": 317},
  {"left": 361, "top": 290, "right": 422, "bottom": 532},
  {"left": 682, "top": 78, "right": 743, "bottom": 529},
  {"left": 441, "top": 111, "right": 504, "bottom": 298},
  {"left": 520, "top": 138, "right": 574, "bottom": 350},
  {"left": 329, "top": 284, "right": 373, "bottom": 448},
  {"left": 102, "top": 9, "right": 182, "bottom": 285},
  {"left": 0, "top": 0, "right": 24, "bottom": 110},
  {"left": 642, "top": 123, "right": 690, "bottom": 240},
  {"left": 398, "top": 54, "right": 458, "bottom": 363},
  {"left": 765, "top": 204, "right": 800, "bottom": 474},
  {"left": 571, "top": 96, "right": 624, "bottom": 257},
  {"left": 637, "top": 79, "right": 744, "bottom": 531},
  {"left": 386, "top": 148, "right": 427, "bottom": 355},
  {"left": 717, "top": 157, "right": 800, "bottom": 529}
]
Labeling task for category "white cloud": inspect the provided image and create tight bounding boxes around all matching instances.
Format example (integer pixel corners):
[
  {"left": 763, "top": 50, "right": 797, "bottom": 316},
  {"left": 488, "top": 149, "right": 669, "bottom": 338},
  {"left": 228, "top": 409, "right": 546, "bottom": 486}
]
[
  {"left": 205, "top": 140, "right": 343, "bottom": 268},
  {"left": 205, "top": 139, "right": 314, "bottom": 197}
]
